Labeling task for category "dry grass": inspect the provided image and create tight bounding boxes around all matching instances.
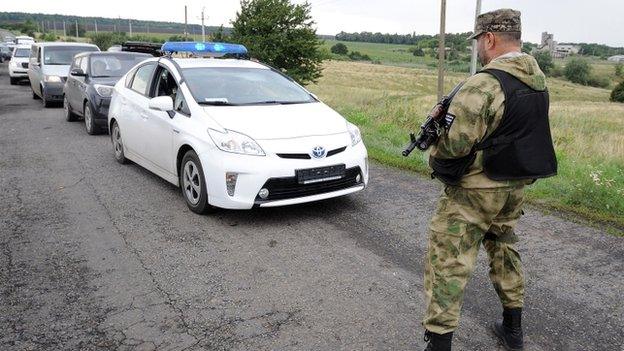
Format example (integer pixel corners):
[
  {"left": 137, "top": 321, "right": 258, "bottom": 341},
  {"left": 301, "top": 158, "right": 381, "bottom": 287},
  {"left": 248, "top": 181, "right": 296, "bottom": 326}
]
[{"left": 310, "top": 60, "right": 624, "bottom": 229}]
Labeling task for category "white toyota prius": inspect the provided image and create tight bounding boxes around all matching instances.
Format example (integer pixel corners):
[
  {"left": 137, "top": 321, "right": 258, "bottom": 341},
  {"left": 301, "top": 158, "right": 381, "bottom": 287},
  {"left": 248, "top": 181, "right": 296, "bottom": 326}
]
[{"left": 108, "top": 42, "right": 368, "bottom": 213}]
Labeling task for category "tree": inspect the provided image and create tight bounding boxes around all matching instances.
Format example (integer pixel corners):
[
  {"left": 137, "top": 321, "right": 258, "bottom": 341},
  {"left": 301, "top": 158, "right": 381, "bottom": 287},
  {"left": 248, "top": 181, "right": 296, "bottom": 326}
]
[
  {"left": 564, "top": 57, "right": 591, "bottom": 85},
  {"left": 412, "top": 47, "right": 424, "bottom": 57},
  {"left": 330, "top": 43, "right": 348, "bottom": 55},
  {"left": 231, "top": 0, "right": 323, "bottom": 85},
  {"left": 211, "top": 25, "right": 228, "bottom": 42},
  {"left": 611, "top": 81, "right": 624, "bottom": 102},
  {"left": 615, "top": 63, "right": 623, "bottom": 77},
  {"left": 533, "top": 50, "right": 554, "bottom": 75}
]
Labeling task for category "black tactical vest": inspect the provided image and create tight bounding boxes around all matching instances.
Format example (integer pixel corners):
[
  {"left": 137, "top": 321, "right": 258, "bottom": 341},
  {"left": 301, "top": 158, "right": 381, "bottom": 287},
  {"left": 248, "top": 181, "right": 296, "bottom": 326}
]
[{"left": 430, "top": 68, "right": 558, "bottom": 185}]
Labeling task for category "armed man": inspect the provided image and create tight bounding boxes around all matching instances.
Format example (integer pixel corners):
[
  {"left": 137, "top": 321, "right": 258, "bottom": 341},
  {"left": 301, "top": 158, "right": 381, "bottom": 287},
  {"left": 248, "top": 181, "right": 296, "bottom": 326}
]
[{"left": 418, "top": 9, "right": 558, "bottom": 351}]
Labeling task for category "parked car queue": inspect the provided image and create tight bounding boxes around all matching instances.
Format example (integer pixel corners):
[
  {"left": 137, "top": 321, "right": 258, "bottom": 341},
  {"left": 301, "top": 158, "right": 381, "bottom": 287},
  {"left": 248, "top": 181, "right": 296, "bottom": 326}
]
[{"left": 2, "top": 40, "right": 369, "bottom": 213}]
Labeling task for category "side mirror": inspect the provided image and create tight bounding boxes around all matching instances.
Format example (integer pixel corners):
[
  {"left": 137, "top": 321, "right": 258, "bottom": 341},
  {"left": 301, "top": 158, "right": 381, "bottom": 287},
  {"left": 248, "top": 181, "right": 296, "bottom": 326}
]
[
  {"left": 70, "top": 68, "right": 86, "bottom": 76},
  {"left": 149, "top": 96, "right": 174, "bottom": 114}
]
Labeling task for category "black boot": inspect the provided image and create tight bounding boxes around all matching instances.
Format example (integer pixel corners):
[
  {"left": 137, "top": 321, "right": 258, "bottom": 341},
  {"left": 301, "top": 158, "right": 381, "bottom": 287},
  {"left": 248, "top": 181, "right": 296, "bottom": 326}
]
[
  {"left": 424, "top": 330, "right": 453, "bottom": 351},
  {"left": 493, "top": 308, "right": 524, "bottom": 351}
]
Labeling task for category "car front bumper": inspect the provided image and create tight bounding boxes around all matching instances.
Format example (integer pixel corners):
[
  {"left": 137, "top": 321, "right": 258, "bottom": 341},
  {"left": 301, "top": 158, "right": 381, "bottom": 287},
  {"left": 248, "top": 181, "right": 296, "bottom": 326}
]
[
  {"left": 42, "top": 82, "right": 65, "bottom": 102},
  {"left": 90, "top": 96, "right": 111, "bottom": 127},
  {"left": 198, "top": 140, "right": 368, "bottom": 210},
  {"left": 9, "top": 66, "right": 29, "bottom": 78}
]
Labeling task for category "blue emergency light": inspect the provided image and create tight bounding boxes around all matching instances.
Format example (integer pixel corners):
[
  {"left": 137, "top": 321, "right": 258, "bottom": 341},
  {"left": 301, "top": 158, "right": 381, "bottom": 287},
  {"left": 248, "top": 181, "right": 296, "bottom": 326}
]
[{"left": 161, "top": 41, "right": 248, "bottom": 56}]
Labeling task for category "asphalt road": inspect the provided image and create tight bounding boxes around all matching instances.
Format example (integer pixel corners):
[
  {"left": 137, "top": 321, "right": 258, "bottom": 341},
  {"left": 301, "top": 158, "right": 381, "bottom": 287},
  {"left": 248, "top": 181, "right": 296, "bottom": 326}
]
[{"left": 1, "top": 63, "right": 622, "bottom": 351}]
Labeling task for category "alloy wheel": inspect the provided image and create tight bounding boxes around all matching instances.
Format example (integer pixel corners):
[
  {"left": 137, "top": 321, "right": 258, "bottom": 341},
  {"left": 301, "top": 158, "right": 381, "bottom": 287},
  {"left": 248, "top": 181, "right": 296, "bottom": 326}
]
[
  {"left": 182, "top": 161, "right": 201, "bottom": 205},
  {"left": 112, "top": 124, "right": 124, "bottom": 159}
]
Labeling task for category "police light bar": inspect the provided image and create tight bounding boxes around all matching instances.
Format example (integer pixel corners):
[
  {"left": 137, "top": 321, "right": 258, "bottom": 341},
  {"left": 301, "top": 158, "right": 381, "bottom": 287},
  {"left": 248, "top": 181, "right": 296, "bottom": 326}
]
[{"left": 161, "top": 41, "right": 248, "bottom": 56}]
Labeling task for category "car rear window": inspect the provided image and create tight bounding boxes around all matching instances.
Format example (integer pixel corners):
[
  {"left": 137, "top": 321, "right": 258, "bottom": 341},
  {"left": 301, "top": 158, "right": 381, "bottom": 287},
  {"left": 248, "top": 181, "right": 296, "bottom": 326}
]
[
  {"left": 90, "top": 54, "right": 150, "bottom": 78},
  {"left": 43, "top": 46, "right": 99, "bottom": 65}
]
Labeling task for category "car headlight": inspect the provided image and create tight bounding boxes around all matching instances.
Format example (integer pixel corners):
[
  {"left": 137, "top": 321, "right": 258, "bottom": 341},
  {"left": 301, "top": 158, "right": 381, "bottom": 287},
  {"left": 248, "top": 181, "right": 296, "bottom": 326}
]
[
  {"left": 94, "top": 84, "right": 114, "bottom": 97},
  {"left": 208, "top": 129, "right": 265, "bottom": 156},
  {"left": 347, "top": 122, "right": 362, "bottom": 146},
  {"left": 44, "top": 75, "right": 62, "bottom": 83},
  {"left": 9, "top": 60, "right": 17, "bottom": 67}
]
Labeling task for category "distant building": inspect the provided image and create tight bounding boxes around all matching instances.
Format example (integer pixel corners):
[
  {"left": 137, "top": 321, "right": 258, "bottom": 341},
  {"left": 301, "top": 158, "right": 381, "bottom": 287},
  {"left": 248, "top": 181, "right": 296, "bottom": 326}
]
[
  {"left": 553, "top": 44, "right": 580, "bottom": 58},
  {"left": 608, "top": 55, "right": 624, "bottom": 63},
  {"left": 538, "top": 32, "right": 580, "bottom": 58}
]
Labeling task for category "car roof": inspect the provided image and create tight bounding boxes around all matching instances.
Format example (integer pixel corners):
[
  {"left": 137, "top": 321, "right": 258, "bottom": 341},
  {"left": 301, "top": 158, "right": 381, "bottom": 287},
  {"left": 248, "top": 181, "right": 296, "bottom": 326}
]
[
  {"left": 76, "top": 51, "right": 152, "bottom": 58},
  {"left": 15, "top": 44, "right": 31, "bottom": 49},
  {"left": 171, "top": 58, "right": 270, "bottom": 70},
  {"left": 35, "top": 42, "right": 99, "bottom": 48}
]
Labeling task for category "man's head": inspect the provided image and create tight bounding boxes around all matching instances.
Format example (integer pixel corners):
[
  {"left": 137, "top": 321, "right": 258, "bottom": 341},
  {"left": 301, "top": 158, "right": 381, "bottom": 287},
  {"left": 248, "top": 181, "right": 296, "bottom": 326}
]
[{"left": 468, "top": 9, "right": 522, "bottom": 66}]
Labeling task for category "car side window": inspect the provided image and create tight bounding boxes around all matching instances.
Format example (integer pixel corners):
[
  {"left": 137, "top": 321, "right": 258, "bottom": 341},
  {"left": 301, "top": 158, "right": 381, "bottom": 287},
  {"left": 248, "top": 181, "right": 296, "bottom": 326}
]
[
  {"left": 130, "top": 63, "right": 156, "bottom": 96},
  {"left": 153, "top": 67, "right": 190, "bottom": 116},
  {"left": 71, "top": 56, "right": 81, "bottom": 70},
  {"left": 79, "top": 57, "right": 88, "bottom": 73}
]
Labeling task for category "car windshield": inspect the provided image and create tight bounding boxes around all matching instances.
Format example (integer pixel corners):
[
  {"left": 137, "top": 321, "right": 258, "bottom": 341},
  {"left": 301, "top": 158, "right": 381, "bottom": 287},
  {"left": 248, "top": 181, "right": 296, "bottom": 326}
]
[
  {"left": 44, "top": 46, "right": 98, "bottom": 65},
  {"left": 89, "top": 54, "right": 150, "bottom": 77},
  {"left": 183, "top": 67, "right": 315, "bottom": 106},
  {"left": 14, "top": 48, "right": 30, "bottom": 57}
]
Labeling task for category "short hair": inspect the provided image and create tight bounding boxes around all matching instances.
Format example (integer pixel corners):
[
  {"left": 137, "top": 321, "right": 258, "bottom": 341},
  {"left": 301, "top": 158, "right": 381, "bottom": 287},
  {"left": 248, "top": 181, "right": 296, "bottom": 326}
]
[{"left": 495, "top": 31, "right": 522, "bottom": 45}]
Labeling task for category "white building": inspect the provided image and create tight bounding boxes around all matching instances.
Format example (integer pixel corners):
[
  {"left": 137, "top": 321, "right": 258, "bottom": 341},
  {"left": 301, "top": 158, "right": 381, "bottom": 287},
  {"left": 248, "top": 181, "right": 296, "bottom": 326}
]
[
  {"left": 607, "top": 55, "right": 624, "bottom": 63},
  {"left": 553, "top": 44, "right": 580, "bottom": 58}
]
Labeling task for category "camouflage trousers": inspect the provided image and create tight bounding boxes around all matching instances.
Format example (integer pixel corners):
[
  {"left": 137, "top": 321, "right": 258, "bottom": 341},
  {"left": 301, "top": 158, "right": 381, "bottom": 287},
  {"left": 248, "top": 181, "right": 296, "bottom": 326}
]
[{"left": 423, "top": 185, "right": 526, "bottom": 334}]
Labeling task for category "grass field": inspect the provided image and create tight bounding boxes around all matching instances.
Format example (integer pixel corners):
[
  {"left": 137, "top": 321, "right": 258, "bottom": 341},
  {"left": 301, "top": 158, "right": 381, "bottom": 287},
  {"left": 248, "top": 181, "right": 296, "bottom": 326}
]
[{"left": 309, "top": 60, "right": 624, "bottom": 232}]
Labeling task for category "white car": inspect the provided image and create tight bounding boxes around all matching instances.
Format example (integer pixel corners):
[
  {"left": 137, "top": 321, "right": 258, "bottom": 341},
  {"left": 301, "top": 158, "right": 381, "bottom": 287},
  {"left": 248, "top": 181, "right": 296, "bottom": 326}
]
[
  {"left": 9, "top": 44, "right": 31, "bottom": 85},
  {"left": 108, "top": 42, "right": 369, "bottom": 213}
]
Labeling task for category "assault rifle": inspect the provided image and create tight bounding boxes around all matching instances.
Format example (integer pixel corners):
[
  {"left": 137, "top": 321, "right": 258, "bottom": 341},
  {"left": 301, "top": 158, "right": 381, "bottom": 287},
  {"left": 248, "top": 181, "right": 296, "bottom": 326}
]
[{"left": 402, "top": 82, "right": 465, "bottom": 156}]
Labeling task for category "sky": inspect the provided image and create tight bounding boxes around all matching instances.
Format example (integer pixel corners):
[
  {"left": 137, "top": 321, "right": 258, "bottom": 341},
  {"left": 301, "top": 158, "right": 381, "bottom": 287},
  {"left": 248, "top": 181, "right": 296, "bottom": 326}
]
[{"left": 2, "top": 0, "right": 623, "bottom": 47}]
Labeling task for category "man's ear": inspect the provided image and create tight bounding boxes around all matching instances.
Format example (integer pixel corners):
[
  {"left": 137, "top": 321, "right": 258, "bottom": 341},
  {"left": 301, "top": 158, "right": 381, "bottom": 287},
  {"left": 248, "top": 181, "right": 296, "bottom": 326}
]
[{"left": 485, "top": 32, "right": 496, "bottom": 50}]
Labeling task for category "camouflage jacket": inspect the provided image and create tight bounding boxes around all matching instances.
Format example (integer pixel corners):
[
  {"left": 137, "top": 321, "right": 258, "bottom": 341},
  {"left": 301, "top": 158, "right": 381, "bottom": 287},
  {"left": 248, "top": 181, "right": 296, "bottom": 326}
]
[{"left": 430, "top": 52, "right": 547, "bottom": 188}]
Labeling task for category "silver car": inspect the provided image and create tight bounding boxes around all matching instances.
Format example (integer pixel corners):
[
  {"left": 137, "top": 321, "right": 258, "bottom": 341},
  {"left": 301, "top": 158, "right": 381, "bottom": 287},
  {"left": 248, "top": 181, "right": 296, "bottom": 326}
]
[{"left": 28, "top": 42, "right": 99, "bottom": 107}]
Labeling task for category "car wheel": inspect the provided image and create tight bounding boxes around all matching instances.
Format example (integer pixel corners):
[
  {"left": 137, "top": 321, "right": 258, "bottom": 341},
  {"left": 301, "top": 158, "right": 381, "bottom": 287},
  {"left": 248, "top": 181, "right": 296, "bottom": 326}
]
[
  {"left": 84, "top": 103, "right": 99, "bottom": 135},
  {"left": 32, "top": 87, "right": 40, "bottom": 100},
  {"left": 110, "top": 121, "right": 128, "bottom": 164},
  {"left": 9, "top": 77, "right": 17, "bottom": 85},
  {"left": 64, "top": 96, "right": 77, "bottom": 122},
  {"left": 180, "top": 151, "right": 213, "bottom": 214}
]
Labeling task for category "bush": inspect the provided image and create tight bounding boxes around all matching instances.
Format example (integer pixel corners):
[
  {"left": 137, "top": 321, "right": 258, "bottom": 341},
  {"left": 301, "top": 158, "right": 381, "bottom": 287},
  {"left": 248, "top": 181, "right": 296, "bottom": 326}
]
[
  {"left": 348, "top": 51, "right": 371, "bottom": 61},
  {"left": 564, "top": 57, "right": 591, "bottom": 85},
  {"left": 550, "top": 65, "right": 563, "bottom": 78},
  {"left": 39, "top": 32, "right": 58, "bottom": 42},
  {"left": 615, "top": 63, "right": 623, "bottom": 77},
  {"left": 533, "top": 50, "right": 554, "bottom": 75},
  {"left": 610, "top": 81, "right": 624, "bottom": 102},
  {"left": 587, "top": 75, "right": 610, "bottom": 88},
  {"left": 330, "top": 43, "right": 348, "bottom": 55},
  {"left": 412, "top": 48, "right": 424, "bottom": 57}
]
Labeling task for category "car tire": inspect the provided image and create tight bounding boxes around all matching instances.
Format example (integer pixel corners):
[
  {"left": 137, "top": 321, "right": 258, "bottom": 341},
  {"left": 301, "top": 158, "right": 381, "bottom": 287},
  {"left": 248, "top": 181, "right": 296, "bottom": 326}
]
[
  {"left": 84, "top": 103, "right": 100, "bottom": 135},
  {"left": 64, "top": 96, "right": 77, "bottom": 122},
  {"left": 180, "top": 150, "right": 214, "bottom": 214},
  {"left": 110, "top": 121, "right": 128, "bottom": 164},
  {"left": 9, "top": 77, "right": 17, "bottom": 85}
]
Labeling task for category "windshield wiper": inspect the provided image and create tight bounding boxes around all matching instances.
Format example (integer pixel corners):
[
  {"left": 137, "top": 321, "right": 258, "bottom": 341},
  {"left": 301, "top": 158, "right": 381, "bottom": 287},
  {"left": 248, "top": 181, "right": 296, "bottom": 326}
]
[
  {"left": 240, "top": 100, "right": 312, "bottom": 106},
  {"left": 198, "top": 100, "right": 236, "bottom": 106}
]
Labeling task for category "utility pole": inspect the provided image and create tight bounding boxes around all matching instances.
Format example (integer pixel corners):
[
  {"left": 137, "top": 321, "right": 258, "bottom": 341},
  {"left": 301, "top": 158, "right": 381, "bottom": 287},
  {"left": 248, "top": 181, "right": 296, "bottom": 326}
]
[
  {"left": 94, "top": 20, "right": 98, "bottom": 34},
  {"left": 129, "top": 19, "right": 132, "bottom": 36},
  {"left": 184, "top": 5, "right": 189, "bottom": 40},
  {"left": 53, "top": 21, "right": 57, "bottom": 36},
  {"left": 75, "top": 20, "right": 79, "bottom": 38},
  {"left": 437, "top": 0, "right": 447, "bottom": 100},
  {"left": 470, "top": 0, "right": 483, "bottom": 75},
  {"left": 147, "top": 22, "right": 150, "bottom": 35},
  {"left": 201, "top": 7, "right": 206, "bottom": 42},
  {"left": 63, "top": 21, "right": 67, "bottom": 38}
]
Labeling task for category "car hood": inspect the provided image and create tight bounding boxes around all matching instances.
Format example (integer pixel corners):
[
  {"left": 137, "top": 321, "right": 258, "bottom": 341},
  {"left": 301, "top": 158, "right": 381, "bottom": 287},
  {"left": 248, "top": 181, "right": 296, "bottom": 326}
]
[
  {"left": 10, "top": 57, "right": 29, "bottom": 63},
  {"left": 202, "top": 102, "right": 348, "bottom": 140},
  {"left": 43, "top": 64, "right": 71, "bottom": 78}
]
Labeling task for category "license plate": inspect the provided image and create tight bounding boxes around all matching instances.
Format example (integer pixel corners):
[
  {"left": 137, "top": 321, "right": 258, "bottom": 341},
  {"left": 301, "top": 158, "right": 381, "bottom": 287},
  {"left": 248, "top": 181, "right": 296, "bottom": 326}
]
[{"left": 296, "top": 164, "right": 346, "bottom": 184}]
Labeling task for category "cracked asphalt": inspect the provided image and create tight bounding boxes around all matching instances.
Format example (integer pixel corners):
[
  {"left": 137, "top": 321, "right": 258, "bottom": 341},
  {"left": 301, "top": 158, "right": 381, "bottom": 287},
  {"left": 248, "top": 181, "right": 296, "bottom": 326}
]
[{"left": 0, "top": 63, "right": 623, "bottom": 351}]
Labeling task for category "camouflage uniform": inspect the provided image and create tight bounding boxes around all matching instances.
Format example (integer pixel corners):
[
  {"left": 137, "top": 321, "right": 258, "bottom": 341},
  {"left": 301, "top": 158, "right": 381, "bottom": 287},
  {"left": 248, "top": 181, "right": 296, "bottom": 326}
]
[{"left": 422, "top": 21, "right": 547, "bottom": 334}]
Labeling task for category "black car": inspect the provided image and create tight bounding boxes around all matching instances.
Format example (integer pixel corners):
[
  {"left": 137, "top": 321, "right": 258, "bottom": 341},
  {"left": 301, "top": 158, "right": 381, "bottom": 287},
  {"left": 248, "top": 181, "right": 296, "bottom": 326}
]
[
  {"left": 63, "top": 51, "right": 151, "bottom": 134},
  {"left": 0, "top": 44, "right": 12, "bottom": 62}
]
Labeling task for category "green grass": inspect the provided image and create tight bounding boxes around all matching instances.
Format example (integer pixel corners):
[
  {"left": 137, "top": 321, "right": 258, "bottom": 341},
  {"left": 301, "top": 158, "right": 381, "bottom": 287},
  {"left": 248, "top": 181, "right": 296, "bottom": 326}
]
[
  {"left": 322, "top": 39, "right": 437, "bottom": 68},
  {"left": 309, "top": 60, "right": 624, "bottom": 234}
]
